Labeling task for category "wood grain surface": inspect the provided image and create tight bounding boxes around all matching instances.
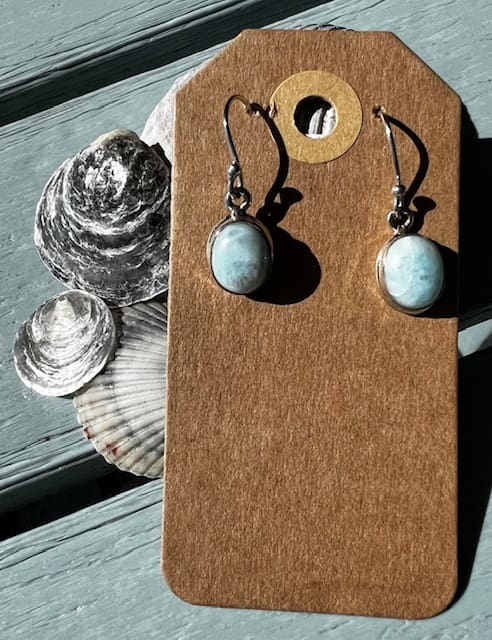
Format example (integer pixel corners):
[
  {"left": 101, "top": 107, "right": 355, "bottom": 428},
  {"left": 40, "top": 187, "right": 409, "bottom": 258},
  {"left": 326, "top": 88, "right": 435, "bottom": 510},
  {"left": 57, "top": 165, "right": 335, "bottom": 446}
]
[
  {"left": 0, "top": 482, "right": 490, "bottom": 639},
  {"left": 0, "top": 0, "right": 329, "bottom": 124},
  {"left": 0, "top": 0, "right": 490, "bottom": 637}
]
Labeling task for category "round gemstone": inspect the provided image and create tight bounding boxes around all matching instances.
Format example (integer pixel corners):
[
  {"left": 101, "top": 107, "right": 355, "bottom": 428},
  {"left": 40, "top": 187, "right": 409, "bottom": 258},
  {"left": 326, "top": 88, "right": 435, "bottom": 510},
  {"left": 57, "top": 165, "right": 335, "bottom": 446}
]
[
  {"left": 210, "top": 220, "right": 272, "bottom": 294},
  {"left": 379, "top": 234, "right": 444, "bottom": 313}
]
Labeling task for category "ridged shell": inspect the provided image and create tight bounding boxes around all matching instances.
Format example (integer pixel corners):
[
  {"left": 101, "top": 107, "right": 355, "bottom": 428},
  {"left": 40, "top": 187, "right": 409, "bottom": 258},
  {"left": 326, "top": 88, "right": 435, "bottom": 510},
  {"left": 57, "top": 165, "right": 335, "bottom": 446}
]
[
  {"left": 74, "top": 300, "right": 167, "bottom": 478},
  {"left": 13, "top": 290, "right": 116, "bottom": 397},
  {"left": 34, "top": 129, "right": 170, "bottom": 307}
]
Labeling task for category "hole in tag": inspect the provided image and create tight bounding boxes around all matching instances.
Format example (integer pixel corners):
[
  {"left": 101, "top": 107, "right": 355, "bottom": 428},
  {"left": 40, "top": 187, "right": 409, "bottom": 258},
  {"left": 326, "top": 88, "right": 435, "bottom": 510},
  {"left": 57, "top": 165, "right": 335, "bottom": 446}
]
[
  {"left": 294, "top": 96, "right": 337, "bottom": 139},
  {"left": 270, "top": 70, "right": 362, "bottom": 163}
]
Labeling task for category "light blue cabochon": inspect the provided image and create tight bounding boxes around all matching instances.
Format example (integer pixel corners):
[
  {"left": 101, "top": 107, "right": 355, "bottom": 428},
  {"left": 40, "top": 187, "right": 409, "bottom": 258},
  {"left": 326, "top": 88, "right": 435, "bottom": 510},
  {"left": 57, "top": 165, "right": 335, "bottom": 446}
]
[
  {"left": 210, "top": 220, "right": 272, "bottom": 294},
  {"left": 382, "top": 234, "right": 444, "bottom": 311}
]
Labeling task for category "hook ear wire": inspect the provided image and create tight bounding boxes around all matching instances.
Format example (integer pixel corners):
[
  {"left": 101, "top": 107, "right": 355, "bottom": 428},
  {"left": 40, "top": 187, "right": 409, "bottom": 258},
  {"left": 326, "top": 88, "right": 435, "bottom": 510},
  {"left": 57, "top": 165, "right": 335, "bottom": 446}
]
[
  {"left": 223, "top": 95, "right": 261, "bottom": 175},
  {"left": 222, "top": 95, "right": 264, "bottom": 219},
  {"left": 375, "top": 106, "right": 413, "bottom": 234},
  {"left": 222, "top": 95, "right": 262, "bottom": 219},
  {"left": 375, "top": 106, "right": 403, "bottom": 189}
]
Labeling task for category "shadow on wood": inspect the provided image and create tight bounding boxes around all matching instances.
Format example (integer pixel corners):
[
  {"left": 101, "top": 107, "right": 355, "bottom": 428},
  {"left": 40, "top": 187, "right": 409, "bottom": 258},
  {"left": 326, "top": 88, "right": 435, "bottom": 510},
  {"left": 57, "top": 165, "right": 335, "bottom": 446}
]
[
  {"left": 455, "top": 349, "right": 492, "bottom": 604},
  {"left": 459, "top": 109, "right": 492, "bottom": 316},
  {"left": 453, "top": 107, "right": 492, "bottom": 604},
  {"left": 0, "top": 457, "right": 150, "bottom": 541},
  {"left": 0, "top": 0, "right": 331, "bottom": 125}
]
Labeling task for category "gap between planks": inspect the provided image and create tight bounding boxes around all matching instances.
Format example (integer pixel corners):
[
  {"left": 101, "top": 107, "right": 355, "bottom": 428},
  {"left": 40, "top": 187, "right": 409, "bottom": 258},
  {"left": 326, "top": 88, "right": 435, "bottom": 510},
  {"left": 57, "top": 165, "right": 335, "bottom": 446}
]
[
  {"left": 0, "top": 481, "right": 491, "bottom": 640},
  {"left": 0, "top": 0, "right": 329, "bottom": 124}
]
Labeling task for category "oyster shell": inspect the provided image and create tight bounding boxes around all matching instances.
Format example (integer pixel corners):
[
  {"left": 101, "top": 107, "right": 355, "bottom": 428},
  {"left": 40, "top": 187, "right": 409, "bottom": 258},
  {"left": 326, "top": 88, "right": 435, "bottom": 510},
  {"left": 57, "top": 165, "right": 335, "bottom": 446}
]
[
  {"left": 35, "top": 129, "right": 170, "bottom": 307},
  {"left": 14, "top": 290, "right": 116, "bottom": 397},
  {"left": 74, "top": 300, "right": 167, "bottom": 478}
]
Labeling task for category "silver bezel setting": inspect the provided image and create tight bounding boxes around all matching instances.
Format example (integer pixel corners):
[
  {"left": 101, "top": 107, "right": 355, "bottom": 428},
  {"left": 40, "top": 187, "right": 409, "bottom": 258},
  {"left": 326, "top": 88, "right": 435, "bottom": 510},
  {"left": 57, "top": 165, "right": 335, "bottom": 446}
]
[
  {"left": 207, "top": 213, "right": 274, "bottom": 295},
  {"left": 375, "top": 233, "right": 445, "bottom": 316}
]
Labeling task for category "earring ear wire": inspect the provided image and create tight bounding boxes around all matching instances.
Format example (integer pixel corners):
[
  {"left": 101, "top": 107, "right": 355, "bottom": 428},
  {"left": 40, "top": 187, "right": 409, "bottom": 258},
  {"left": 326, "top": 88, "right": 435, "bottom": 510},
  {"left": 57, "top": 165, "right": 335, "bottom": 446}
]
[
  {"left": 375, "top": 106, "right": 414, "bottom": 235},
  {"left": 374, "top": 107, "right": 444, "bottom": 315},
  {"left": 222, "top": 95, "right": 259, "bottom": 220},
  {"left": 206, "top": 95, "right": 273, "bottom": 296}
]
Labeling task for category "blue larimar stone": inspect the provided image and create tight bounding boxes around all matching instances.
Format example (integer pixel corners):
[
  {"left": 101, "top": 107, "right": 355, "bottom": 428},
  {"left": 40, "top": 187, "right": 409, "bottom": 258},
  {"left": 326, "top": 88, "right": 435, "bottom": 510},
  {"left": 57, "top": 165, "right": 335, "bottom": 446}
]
[
  {"left": 381, "top": 234, "right": 444, "bottom": 312},
  {"left": 210, "top": 220, "right": 271, "bottom": 294}
]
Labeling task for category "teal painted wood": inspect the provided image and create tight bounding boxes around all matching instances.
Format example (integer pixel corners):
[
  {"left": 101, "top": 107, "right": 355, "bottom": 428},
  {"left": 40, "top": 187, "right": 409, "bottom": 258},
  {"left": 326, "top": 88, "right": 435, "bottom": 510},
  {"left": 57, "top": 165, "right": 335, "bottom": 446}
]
[
  {"left": 1, "top": 0, "right": 490, "bottom": 506},
  {"left": 0, "top": 0, "right": 332, "bottom": 89},
  {"left": 0, "top": 0, "right": 490, "bottom": 635},
  {"left": 0, "top": 482, "right": 490, "bottom": 639},
  {"left": 0, "top": 0, "right": 228, "bottom": 88},
  {"left": 0, "top": 0, "right": 329, "bottom": 123},
  {"left": 0, "top": 0, "right": 490, "bottom": 132}
]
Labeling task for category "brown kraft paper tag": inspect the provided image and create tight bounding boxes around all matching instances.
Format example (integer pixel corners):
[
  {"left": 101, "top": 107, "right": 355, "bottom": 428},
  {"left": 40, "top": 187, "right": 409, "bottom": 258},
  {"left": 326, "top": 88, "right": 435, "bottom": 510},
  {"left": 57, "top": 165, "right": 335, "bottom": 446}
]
[{"left": 163, "top": 29, "right": 460, "bottom": 619}]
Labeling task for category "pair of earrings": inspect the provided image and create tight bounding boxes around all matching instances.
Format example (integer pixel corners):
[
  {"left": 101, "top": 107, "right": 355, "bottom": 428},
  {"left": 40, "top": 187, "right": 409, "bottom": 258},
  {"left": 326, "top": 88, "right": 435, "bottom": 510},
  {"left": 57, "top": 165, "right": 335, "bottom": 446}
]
[{"left": 207, "top": 96, "right": 444, "bottom": 315}]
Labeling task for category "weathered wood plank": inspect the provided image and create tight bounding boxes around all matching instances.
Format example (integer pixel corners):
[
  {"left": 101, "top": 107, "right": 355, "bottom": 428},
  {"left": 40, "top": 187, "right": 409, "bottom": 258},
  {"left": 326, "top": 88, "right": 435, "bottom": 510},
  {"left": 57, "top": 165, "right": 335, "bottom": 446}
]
[
  {"left": 0, "top": 454, "right": 148, "bottom": 540},
  {"left": 0, "top": 0, "right": 328, "bottom": 123},
  {"left": 0, "top": 0, "right": 490, "bottom": 513},
  {"left": 0, "top": 0, "right": 227, "bottom": 87},
  {"left": 0, "top": 482, "right": 490, "bottom": 639},
  {"left": 0, "top": 0, "right": 490, "bottom": 132},
  {"left": 0, "top": 0, "right": 333, "bottom": 88}
]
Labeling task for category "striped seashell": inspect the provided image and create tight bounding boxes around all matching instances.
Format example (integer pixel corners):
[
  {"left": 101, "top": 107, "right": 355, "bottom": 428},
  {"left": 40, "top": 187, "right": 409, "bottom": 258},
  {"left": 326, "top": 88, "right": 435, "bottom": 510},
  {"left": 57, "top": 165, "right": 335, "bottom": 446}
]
[{"left": 74, "top": 300, "right": 166, "bottom": 478}]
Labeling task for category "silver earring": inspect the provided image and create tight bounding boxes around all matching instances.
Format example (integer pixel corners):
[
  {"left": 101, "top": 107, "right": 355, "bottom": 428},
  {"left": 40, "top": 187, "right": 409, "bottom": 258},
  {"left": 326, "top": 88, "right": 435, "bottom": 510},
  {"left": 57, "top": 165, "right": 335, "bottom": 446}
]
[
  {"left": 207, "top": 95, "right": 273, "bottom": 295},
  {"left": 375, "top": 108, "right": 444, "bottom": 315}
]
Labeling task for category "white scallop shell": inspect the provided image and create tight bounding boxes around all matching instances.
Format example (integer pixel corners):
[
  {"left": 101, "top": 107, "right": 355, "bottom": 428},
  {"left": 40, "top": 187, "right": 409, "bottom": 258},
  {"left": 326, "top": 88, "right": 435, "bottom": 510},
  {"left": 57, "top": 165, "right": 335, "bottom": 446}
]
[
  {"left": 13, "top": 290, "right": 116, "bottom": 397},
  {"left": 74, "top": 300, "right": 167, "bottom": 478}
]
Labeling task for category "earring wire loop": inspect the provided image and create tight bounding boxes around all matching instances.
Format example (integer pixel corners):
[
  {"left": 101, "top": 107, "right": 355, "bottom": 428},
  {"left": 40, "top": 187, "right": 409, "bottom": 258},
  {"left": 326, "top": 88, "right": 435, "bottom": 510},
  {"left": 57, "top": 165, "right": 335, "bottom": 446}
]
[
  {"left": 223, "top": 95, "right": 261, "bottom": 219},
  {"left": 375, "top": 106, "right": 414, "bottom": 234},
  {"left": 376, "top": 107, "right": 402, "bottom": 188},
  {"left": 223, "top": 95, "right": 256, "bottom": 175}
]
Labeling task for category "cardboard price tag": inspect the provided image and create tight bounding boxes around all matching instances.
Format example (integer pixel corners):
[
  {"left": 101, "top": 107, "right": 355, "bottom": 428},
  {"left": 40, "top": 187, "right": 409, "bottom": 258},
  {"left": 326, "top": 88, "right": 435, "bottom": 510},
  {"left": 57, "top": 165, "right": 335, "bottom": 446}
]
[{"left": 163, "top": 29, "right": 460, "bottom": 619}]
